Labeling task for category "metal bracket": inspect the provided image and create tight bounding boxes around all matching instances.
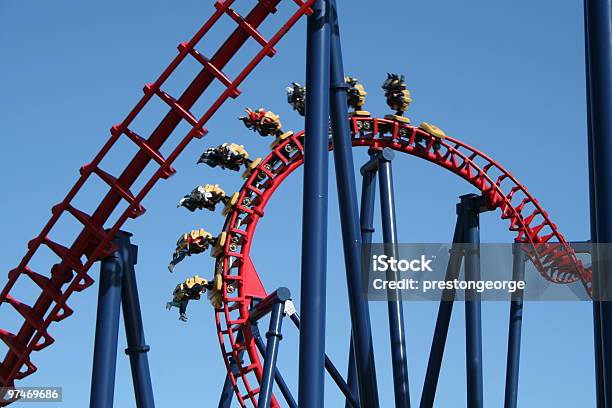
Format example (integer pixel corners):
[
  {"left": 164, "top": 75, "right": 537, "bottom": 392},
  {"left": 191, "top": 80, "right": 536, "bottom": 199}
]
[
  {"left": 266, "top": 330, "right": 283, "bottom": 340},
  {"left": 360, "top": 147, "right": 395, "bottom": 174},
  {"left": 124, "top": 345, "right": 150, "bottom": 356},
  {"left": 456, "top": 193, "right": 491, "bottom": 215},
  {"left": 284, "top": 300, "right": 297, "bottom": 316}
]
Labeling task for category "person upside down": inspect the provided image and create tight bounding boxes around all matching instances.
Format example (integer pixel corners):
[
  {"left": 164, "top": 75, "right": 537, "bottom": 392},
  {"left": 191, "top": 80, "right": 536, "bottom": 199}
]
[
  {"left": 167, "top": 229, "right": 215, "bottom": 273},
  {"left": 166, "top": 275, "right": 223, "bottom": 321}
]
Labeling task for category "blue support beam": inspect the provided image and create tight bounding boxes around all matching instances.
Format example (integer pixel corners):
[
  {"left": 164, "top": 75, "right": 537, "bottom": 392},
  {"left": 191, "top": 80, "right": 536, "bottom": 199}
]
[
  {"left": 121, "top": 243, "right": 155, "bottom": 408},
  {"left": 503, "top": 243, "right": 526, "bottom": 408},
  {"left": 359, "top": 151, "right": 379, "bottom": 247},
  {"left": 218, "top": 374, "right": 235, "bottom": 408},
  {"left": 298, "top": 0, "right": 331, "bottom": 406},
  {"left": 420, "top": 205, "right": 465, "bottom": 408},
  {"left": 583, "top": 1, "right": 610, "bottom": 406},
  {"left": 461, "top": 194, "right": 484, "bottom": 408},
  {"left": 248, "top": 290, "right": 292, "bottom": 407},
  {"left": 253, "top": 332, "right": 298, "bottom": 408},
  {"left": 377, "top": 149, "right": 410, "bottom": 408},
  {"left": 290, "top": 313, "right": 360, "bottom": 408},
  {"left": 419, "top": 206, "right": 463, "bottom": 408},
  {"left": 258, "top": 302, "right": 286, "bottom": 408},
  {"left": 345, "top": 149, "right": 379, "bottom": 408},
  {"left": 90, "top": 231, "right": 154, "bottom": 408},
  {"left": 322, "top": 351, "right": 360, "bottom": 408},
  {"left": 90, "top": 231, "right": 131, "bottom": 408},
  {"left": 329, "top": 0, "right": 380, "bottom": 405}
]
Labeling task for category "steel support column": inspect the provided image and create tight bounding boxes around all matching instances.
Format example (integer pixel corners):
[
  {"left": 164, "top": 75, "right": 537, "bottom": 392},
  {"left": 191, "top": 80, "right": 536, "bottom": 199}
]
[
  {"left": 461, "top": 194, "right": 484, "bottom": 408},
  {"left": 290, "top": 313, "right": 360, "bottom": 408},
  {"left": 90, "top": 232, "right": 153, "bottom": 408},
  {"left": 329, "top": 1, "right": 379, "bottom": 407},
  {"left": 420, "top": 213, "right": 465, "bottom": 408},
  {"left": 254, "top": 333, "right": 298, "bottom": 408},
  {"left": 259, "top": 302, "right": 286, "bottom": 408},
  {"left": 378, "top": 149, "right": 410, "bottom": 408},
  {"left": 345, "top": 149, "right": 379, "bottom": 408},
  {"left": 299, "top": 0, "right": 331, "bottom": 406},
  {"left": 503, "top": 243, "right": 526, "bottom": 408},
  {"left": 90, "top": 232, "right": 130, "bottom": 408},
  {"left": 218, "top": 374, "right": 235, "bottom": 408},
  {"left": 584, "top": 0, "right": 610, "bottom": 408},
  {"left": 121, "top": 242, "right": 155, "bottom": 408}
]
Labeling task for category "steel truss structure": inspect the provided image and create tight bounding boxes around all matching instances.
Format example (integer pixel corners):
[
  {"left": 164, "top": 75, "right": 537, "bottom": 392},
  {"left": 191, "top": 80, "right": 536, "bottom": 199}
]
[{"left": 0, "top": 0, "right": 611, "bottom": 407}]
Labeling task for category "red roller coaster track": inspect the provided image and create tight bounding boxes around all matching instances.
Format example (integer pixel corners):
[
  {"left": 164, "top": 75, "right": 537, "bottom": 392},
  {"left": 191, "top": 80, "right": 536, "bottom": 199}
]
[
  {"left": 0, "top": 2, "right": 590, "bottom": 406},
  {"left": 0, "top": 0, "right": 315, "bottom": 394},
  {"left": 213, "top": 117, "right": 591, "bottom": 406}
]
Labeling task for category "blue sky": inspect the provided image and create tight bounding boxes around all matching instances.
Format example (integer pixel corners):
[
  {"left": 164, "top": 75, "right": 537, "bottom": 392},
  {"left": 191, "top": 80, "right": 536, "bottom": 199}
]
[{"left": 0, "top": 0, "right": 596, "bottom": 406}]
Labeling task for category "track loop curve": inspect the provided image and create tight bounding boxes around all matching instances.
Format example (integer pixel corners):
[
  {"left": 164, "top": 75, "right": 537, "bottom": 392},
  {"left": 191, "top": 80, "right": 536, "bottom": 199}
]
[{"left": 214, "top": 116, "right": 590, "bottom": 406}]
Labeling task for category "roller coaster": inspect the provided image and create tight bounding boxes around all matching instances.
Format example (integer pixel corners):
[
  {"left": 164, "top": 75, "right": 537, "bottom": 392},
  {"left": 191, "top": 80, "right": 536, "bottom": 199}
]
[{"left": 1, "top": 0, "right": 612, "bottom": 407}]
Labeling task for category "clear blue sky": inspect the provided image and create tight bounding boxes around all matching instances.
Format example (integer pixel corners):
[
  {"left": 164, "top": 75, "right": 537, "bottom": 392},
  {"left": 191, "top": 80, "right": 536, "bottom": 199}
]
[{"left": 0, "top": 0, "right": 596, "bottom": 406}]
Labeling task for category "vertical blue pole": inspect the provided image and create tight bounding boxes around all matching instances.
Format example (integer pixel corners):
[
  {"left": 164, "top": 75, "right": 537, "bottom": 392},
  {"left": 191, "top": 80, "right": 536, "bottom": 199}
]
[
  {"left": 328, "top": 1, "right": 380, "bottom": 405},
  {"left": 585, "top": 0, "right": 612, "bottom": 405},
  {"left": 290, "top": 313, "right": 360, "bottom": 407},
  {"left": 90, "top": 231, "right": 130, "bottom": 408},
  {"left": 254, "top": 330, "right": 298, "bottom": 408},
  {"left": 420, "top": 210, "right": 465, "bottom": 408},
  {"left": 345, "top": 150, "right": 379, "bottom": 408},
  {"left": 218, "top": 374, "right": 234, "bottom": 408},
  {"left": 378, "top": 150, "right": 410, "bottom": 408},
  {"left": 299, "top": 0, "right": 330, "bottom": 406},
  {"left": 584, "top": 2, "right": 606, "bottom": 406},
  {"left": 503, "top": 243, "right": 525, "bottom": 408},
  {"left": 461, "top": 194, "right": 484, "bottom": 408},
  {"left": 121, "top": 242, "right": 155, "bottom": 408},
  {"left": 259, "top": 302, "right": 285, "bottom": 408}
]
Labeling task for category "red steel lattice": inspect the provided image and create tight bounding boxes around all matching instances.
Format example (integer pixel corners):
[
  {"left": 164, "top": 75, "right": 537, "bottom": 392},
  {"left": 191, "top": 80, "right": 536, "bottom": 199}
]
[{"left": 214, "top": 117, "right": 590, "bottom": 406}]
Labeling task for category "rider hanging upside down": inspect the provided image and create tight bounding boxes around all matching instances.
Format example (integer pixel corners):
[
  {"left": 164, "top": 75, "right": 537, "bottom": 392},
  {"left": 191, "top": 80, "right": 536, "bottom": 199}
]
[
  {"left": 166, "top": 274, "right": 224, "bottom": 321},
  {"left": 168, "top": 229, "right": 215, "bottom": 272},
  {"left": 166, "top": 275, "right": 210, "bottom": 322},
  {"left": 197, "top": 143, "right": 251, "bottom": 172},
  {"left": 239, "top": 108, "right": 284, "bottom": 137},
  {"left": 177, "top": 184, "right": 228, "bottom": 212}
]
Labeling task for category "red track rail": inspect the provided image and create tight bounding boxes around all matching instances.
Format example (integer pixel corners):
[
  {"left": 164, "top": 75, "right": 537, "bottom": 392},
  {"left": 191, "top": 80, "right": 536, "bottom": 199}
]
[
  {"left": 214, "top": 116, "right": 591, "bottom": 406},
  {"left": 0, "top": 0, "right": 314, "bottom": 395}
]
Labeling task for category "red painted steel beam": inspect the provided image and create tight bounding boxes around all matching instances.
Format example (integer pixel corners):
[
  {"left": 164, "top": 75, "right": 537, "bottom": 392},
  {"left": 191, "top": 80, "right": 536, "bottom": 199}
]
[{"left": 0, "top": 0, "right": 287, "bottom": 387}]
